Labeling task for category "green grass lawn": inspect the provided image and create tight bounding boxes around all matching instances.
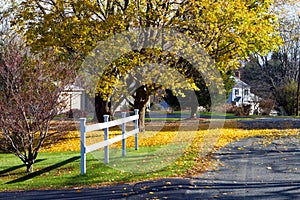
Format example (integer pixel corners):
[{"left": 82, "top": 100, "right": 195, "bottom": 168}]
[{"left": 0, "top": 145, "right": 197, "bottom": 192}]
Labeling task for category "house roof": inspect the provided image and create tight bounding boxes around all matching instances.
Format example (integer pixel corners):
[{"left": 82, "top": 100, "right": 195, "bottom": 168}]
[{"left": 232, "top": 76, "right": 250, "bottom": 89}]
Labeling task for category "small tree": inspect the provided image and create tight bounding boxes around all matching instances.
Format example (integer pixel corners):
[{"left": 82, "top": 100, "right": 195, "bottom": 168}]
[
  {"left": 0, "top": 40, "right": 74, "bottom": 172},
  {"left": 275, "top": 81, "right": 297, "bottom": 115},
  {"left": 259, "top": 99, "right": 274, "bottom": 115}
]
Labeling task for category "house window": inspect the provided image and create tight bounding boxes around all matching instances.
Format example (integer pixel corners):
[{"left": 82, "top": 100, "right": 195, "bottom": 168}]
[
  {"left": 234, "top": 89, "right": 239, "bottom": 96},
  {"left": 244, "top": 89, "right": 249, "bottom": 96}
]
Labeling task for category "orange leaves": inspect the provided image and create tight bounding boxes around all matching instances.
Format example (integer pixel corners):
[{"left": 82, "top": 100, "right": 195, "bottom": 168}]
[
  {"left": 41, "top": 131, "right": 80, "bottom": 152},
  {"left": 214, "top": 129, "right": 299, "bottom": 150},
  {"left": 41, "top": 128, "right": 299, "bottom": 153}
]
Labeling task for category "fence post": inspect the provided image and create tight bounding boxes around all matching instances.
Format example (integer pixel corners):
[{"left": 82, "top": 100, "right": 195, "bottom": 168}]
[
  {"left": 122, "top": 112, "right": 126, "bottom": 156},
  {"left": 134, "top": 109, "right": 139, "bottom": 150},
  {"left": 80, "top": 118, "right": 86, "bottom": 175},
  {"left": 104, "top": 115, "right": 109, "bottom": 164}
]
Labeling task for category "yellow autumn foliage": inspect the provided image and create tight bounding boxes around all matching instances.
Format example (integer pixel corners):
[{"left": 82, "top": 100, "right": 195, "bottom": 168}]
[{"left": 41, "top": 128, "right": 299, "bottom": 153}]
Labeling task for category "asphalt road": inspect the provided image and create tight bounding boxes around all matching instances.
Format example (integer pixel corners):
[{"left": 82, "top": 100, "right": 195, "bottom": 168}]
[
  {"left": 238, "top": 118, "right": 300, "bottom": 129},
  {"left": 1, "top": 134, "right": 299, "bottom": 200},
  {"left": 146, "top": 113, "right": 300, "bottom": 129}
]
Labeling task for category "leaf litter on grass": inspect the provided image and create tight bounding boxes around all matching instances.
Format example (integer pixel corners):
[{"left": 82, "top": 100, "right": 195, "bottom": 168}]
[
  {"left": 40, "top": 124, "right": 299, "bottom": 175},
  {"left": 2, "top": 121, "right": 300, "bottom": 191}
]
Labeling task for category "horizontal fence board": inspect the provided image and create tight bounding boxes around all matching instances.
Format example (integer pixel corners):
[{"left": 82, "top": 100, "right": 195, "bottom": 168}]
[
  {"left": 86, "top": 135, "right": 122, "bottom": 153},
  {"left": 125, "top": 114, "right": 139, "bottom": 121},
  {"left": 85, "top": 128, "right": 139, "bottom": 153},
  {"left": 125, "top": 129, "right": 139, "bottom": 138},
  {"left": 86, "top": 115, "right": 139, "bottom": 132}
]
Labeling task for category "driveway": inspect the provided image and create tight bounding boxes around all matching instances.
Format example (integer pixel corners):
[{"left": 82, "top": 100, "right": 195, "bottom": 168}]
[{"left": 1, "top": 135, "right": 299, "bottom": 199}]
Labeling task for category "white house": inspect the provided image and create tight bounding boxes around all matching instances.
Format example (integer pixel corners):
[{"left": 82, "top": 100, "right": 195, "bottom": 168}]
[
  {"left": 227, "top": 77, "right": 261, "bottom": 115},
  {"left": 61, "top": 85, "right": 86, "bottom": 113}
]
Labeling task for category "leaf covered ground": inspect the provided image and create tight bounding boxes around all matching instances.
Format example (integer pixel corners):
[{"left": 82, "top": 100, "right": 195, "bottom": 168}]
[
  {"left": 41, "top": 121, "right": 299, "bottom": 175},
  {"left": 42, "top": 121, "right": 299, "bottom": 154},
  {"left": 1, "top": 120, "right": 299, "bottom": 191}
]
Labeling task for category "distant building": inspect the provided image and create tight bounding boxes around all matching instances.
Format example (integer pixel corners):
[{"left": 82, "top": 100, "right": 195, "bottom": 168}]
[
  {"left": 227, "top": 77, "right": 261, "bottom": 115},
  {"left": 61, "top": 85, "right": 87, "bottom": 113}
]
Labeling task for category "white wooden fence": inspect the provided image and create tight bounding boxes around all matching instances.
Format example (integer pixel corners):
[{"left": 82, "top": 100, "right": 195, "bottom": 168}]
[{"left": 80, "top": 109, "right": 139, "bottom": 174}]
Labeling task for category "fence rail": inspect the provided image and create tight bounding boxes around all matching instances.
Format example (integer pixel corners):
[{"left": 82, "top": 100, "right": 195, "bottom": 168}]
[{"left": 80, "top": 109, "right": 139, "bottom": 174}]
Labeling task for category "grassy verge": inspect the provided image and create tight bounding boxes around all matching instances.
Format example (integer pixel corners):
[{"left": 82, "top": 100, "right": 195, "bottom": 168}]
[{"left": 0, "top": 146, "right": 197, "bottom": 192}]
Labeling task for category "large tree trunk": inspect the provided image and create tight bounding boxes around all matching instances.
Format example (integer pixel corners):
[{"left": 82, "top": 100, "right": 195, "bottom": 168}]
[
  {"left": 134, "top": 86, "right": 150, "bottom": 132},
  {"left": 94, "top": 94, "right": 112, "bottom": 122},
  {"left": 296, "top": 80, "right": 300, "bottom": 116},
  {"left": 138, "top": 105, "right": 147, "bottom": 132},
  {"left": 296, "top": 60, "right": 300, "bottom": 116}
]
